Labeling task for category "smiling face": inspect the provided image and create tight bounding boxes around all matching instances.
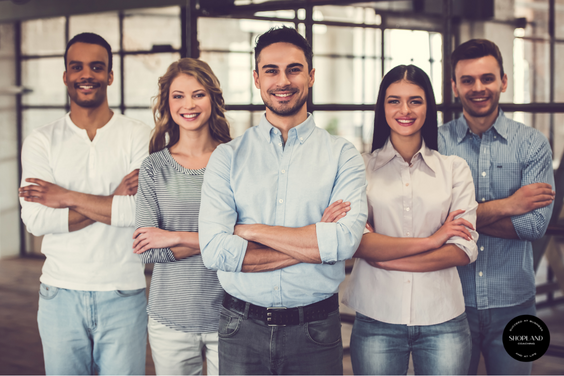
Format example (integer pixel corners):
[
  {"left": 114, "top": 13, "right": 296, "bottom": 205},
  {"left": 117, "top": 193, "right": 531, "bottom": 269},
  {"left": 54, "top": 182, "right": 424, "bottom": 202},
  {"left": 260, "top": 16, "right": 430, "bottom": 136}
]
[
  {"left": 452, "top": 55, "right": 507, "bottom": 120},
  {"left": 63, "top": 42, "right": 113, "bottom": 109},
  {"left": 168, "top": 73, "right": 212, "bottom": 134},
  {"left": 253, "top": 42, "right": 315, "bottom": 123},
  {"left": 384, "top": 80, "right": 427, "bottom": 142}
]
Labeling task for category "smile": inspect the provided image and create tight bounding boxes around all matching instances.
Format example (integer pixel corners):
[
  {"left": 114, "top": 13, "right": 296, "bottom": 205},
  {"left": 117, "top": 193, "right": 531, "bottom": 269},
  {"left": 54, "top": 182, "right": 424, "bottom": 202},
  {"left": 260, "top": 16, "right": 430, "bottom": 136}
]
[
  {"left": 470, "top": 97, "right": 488, "bottom": 102},
  {"left": 396, "top": 118, "right": 415, "bottom": 125},
  {"left": 181, "top": 113, "right": 199, "bottom": 119}
]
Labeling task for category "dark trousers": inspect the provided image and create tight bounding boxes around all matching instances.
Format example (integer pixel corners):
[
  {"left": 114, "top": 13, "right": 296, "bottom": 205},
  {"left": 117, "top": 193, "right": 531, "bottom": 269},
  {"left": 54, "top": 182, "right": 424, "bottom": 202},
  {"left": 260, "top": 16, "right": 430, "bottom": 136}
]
[{"left": 218, "top": 305, "right": 343, "bottom": 375}]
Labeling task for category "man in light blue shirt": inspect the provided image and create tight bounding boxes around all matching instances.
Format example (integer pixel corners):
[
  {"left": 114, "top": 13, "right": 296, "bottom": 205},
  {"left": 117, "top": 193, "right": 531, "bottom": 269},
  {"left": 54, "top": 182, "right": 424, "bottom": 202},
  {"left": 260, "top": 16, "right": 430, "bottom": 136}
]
[
  {"left": 199, "top": 26, "right": 367, "bottom": 375},
  {"left": 438, "top": 39, "right": 555, "bottom": 375}
]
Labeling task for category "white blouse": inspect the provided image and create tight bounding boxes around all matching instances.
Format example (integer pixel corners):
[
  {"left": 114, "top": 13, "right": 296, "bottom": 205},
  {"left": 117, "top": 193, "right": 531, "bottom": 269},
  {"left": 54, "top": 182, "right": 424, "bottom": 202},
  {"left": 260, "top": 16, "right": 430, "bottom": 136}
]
[{"left": 342, "top": 138, "right": 479, "bottom": 326}]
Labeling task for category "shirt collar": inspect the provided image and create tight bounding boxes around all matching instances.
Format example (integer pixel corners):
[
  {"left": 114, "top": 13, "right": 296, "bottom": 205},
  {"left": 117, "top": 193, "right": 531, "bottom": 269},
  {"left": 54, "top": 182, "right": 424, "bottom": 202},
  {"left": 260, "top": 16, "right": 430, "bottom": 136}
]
[
  {"left": 372, "top": 138, "right": 437, "bottom": 173},
  {"left": 257, "top": 113, "right": 316, "bottom": 144},
  {"left": 454, "top": 108, "right": 508, "bottom": 143}
]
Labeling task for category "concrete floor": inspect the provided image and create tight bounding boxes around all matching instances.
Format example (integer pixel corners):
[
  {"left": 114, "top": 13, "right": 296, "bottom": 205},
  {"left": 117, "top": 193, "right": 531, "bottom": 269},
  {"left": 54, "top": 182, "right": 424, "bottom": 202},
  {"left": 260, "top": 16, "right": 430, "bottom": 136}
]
[{"left": 0, "top": 257, "right": 562, "bottom": 375}]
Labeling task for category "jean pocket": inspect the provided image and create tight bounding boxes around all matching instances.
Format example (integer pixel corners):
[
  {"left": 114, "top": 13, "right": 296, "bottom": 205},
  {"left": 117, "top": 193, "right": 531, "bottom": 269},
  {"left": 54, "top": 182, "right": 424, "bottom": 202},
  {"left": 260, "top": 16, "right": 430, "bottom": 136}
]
[
  {"left": 305, "top": 310, "right": 342, "bottom": 346},
  {"left": 115, "top": 288, "right": 145, "bottom": 297},
  {"left": 218, "top": 307, "right": 242, "bottom": 338},
  {"left": 39, "top": 283, "right": 59, "bottom": 300}
]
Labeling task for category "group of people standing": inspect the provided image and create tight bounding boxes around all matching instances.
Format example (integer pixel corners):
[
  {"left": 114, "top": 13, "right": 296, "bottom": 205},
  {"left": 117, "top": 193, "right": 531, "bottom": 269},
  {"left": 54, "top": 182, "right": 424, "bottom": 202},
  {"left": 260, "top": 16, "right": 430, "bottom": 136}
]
[{"left": 18, "top": 25, "right": 554, "bottom": 376}]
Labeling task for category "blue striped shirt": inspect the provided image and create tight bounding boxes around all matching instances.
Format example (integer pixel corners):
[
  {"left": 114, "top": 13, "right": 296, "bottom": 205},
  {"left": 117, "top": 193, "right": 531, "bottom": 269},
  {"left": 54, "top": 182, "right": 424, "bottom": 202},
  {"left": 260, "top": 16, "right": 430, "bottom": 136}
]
[{"left": 438, "top": 110, "right": 554, "bottom": 309}]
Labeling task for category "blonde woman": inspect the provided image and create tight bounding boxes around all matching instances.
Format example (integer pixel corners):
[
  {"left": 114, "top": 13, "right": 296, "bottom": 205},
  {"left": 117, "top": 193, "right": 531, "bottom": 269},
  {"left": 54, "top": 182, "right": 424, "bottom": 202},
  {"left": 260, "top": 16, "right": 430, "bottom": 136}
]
[{"left": 133, "top": 58, "right": 231, "bottom": 375}]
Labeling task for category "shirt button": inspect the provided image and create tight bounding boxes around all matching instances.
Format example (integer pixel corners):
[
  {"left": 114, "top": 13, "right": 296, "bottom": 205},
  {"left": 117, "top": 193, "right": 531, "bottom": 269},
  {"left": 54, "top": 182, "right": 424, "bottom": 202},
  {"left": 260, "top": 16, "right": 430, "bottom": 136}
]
[
  {"left": 274, "top": 286, "right": 279, "bottom": 290},
  {"left": 494, "top": 136, "right": 497, "bottom": 139},
  {"left": 281, "top": 170, "right": 286, "bottom": 174},
  {"left": 481, "top": 171, "right": 486, "bottom": 177},
  {"left": 405, "top": 183, "right": 409, "bottom": 186},
  {"left": 407, "top": 280, "right": 411, "bottom": 283},
  {"left": 405, "top": 207, "right": 410, "bottom": 212},
  {"left": 479, "top": 271, "right": 483, "bottom": 277},
  {"left": 278, "top": 199, "right": 283, "bottom": 204},
  {"left": 278, "top": 143, "right": 282, "bottom": 147},
  {"left": 482, "top": 198, "right": 485, "bottom": 202},
  {"left": 300, "top": 137, "right": 303, "bottom": 141},
  {"left": 480, "top": 246, "right": 484, "bottom": 251}
]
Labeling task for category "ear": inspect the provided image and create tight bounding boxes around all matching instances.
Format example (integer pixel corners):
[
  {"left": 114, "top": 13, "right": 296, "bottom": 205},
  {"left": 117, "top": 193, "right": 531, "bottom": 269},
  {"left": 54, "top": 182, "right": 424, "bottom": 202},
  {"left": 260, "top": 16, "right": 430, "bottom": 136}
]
[
  {"left": 63, "top": 71, "right": 67, "bottom": 86},
  {"left": 451, "top": 78, "right": 459, "bottom": 98},
  {"left": 108, "top": 70, "right": 114, "bottom": 86},
  {"left": 500, "top": 73, "right": 508, "bottom": 93},
  {"left": 308, "top": 68, "right": 315, "bottom": 88},
  {"left": 253, "top": 70, "right": 260, "bottom": 89}
]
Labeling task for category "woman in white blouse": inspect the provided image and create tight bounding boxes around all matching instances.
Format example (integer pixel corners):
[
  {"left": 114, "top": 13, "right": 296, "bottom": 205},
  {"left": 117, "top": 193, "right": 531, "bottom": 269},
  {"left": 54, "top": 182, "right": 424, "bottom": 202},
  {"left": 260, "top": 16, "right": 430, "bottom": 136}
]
[{"left": 342, "top": 65, "right": 479, "bottom": 375}]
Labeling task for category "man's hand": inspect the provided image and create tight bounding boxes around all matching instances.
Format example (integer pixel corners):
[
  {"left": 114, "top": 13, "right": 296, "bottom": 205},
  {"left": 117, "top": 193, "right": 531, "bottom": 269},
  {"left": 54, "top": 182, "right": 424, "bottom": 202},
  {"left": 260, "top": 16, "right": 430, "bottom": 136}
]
[
  {"left": 321, "top": 200, "right": 351, "bottom": 222},
  {"left": 19, "top": 178, "right": 70, "bottom": 208},
  {"left": 133, "top": 227, "right": 178, "bottom": 254},
  {"left": 115, "top": 169, "right": 140, "bottom": 196},
  {"left": 428, "top": 209, "right": 473, "bottom": 249},
  {"left": 505, "top": 183, "right": 555, "bottom": 216}
]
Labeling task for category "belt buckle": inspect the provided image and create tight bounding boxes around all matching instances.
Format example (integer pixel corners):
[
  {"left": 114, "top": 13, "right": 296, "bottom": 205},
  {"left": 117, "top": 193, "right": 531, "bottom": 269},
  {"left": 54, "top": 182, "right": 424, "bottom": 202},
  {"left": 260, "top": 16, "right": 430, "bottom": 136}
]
[{"left": 266, "top": 306, "right": 287, "bottom": 326}]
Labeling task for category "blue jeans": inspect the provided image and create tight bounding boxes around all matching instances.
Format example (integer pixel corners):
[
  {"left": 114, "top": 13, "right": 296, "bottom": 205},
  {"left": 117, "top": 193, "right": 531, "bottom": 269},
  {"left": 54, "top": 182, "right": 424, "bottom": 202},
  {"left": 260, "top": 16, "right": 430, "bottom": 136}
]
[
  {"left": 217, "top": 305, "right": 343, "bottom": 375},
  {"left": 350, "top": 312, "right": 471, "bottom": 375},
  {"left": 37, "top": 283, "right": 148, "bottom": 375},
  {"left": 466, "top": 299, "right": 535, "bottom": 375}
]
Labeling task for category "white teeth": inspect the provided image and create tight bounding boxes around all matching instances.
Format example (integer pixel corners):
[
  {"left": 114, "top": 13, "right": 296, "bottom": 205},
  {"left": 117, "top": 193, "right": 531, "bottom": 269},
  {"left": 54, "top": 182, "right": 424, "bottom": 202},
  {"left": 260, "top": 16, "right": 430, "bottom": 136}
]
[
  {"left": 181, "top": 114, "right": 197, "bottom": 119},
  {"left": 274, "top": 93, "right": 292, "bottom": 97},
  {"left": 79, "top": 86, "right": 94, "bottom": 89},
  {"left": 472, "top": 98, "right": 487, "bottom": 102},
  {"left": 397, "top": 119, "right": 413, "bottom": 124}
]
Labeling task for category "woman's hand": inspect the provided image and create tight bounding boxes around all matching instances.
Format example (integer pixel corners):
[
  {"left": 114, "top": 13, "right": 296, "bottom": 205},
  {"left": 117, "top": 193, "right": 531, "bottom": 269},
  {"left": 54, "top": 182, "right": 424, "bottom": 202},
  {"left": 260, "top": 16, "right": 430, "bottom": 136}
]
[
  {"left": 320, "top": 200, "right": 351, "bottom": 222},
  {"left": 133, "top": 227, "right": 177, "bottom": 254},
  {"left": 428, "top": 209, "right": 474, "bottom": 249}
]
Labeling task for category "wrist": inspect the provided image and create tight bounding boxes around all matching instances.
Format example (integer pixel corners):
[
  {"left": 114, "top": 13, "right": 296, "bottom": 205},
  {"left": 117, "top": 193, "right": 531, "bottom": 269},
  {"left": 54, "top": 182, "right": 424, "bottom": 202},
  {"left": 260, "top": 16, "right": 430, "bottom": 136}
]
[
  {"left": 65, "top": 190, "right": 78, "bottom": 208},
  {"left": 424, "top": 236, "right": 438, "bottom": 251}
]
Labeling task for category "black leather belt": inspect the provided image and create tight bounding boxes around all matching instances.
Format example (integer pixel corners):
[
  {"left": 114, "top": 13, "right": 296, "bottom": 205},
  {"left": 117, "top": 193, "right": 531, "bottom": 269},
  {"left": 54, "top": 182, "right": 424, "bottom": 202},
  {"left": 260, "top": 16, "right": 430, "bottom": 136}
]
[{"left": 222, "top": 293, "right": 339, "bottom": 326}]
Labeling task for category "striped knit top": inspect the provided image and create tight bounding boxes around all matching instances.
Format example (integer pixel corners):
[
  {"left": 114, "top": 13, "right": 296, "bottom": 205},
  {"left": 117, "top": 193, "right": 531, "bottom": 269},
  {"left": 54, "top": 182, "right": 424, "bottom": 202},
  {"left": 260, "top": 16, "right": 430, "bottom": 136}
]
[{"left": 135, "top": 148, "right": 224, "bottom": 333}]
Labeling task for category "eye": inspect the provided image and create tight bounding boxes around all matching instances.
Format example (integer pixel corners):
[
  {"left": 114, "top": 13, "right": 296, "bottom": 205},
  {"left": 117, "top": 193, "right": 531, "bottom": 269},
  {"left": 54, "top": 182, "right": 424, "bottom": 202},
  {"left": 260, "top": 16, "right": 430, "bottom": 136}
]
[
  {"left": 265, "top": 69, "right": 277, "bottom": 74},
  {"left": 289, "top": 67, "right": 302, "bottom": 73},
  {"left": 172, "top": 94, "right": 183, "bottom": 99},
  {"left": 194, "top": 93, "right": 206, "bottom": 98},
  {"left": 410, "top": 100, "right": 423, "bottom": 105},
  {"left": 70, "top": 65, "right": 82, "bottom": 71},
  {"left": 482, "top": 77, "right": 494, "bottom": 83},
  {"left": 461, "top": 79, "right": 472, "bottom": 85},
  {"left": 387, "top": 99, "right": 399, "bottom": 104}
]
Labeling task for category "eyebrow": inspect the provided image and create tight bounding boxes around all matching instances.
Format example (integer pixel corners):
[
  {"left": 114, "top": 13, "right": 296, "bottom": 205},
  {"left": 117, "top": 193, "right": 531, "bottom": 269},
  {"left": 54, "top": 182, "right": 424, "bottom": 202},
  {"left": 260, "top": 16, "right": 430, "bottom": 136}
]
[
  {"left": 68, "top": 60, "right": 107, "bottom": 67},
  {"left": 386, "top": 95, "right": 424, "bottom": 99},
  {"left": 260, "top": 63, "right": 304, "bottom": 70}
]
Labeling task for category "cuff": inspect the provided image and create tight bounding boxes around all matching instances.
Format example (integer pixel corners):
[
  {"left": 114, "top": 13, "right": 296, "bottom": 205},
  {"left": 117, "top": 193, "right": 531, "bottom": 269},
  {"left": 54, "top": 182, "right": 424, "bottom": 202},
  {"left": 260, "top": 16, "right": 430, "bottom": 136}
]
[
  {"left": 111, "top": 195, "right": 136, "bottom": 227},
  {"left": 316, "top": 222, "right": 337, "bottom": 264},
  {"left": 59, "top": 207, "right": 70, "bottom": 233}
]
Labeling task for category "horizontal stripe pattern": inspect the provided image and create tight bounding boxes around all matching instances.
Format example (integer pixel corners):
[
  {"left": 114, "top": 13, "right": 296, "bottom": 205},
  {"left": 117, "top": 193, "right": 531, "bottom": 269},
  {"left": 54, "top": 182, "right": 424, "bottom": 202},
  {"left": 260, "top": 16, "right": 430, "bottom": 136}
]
[{"left": 136, "top": 148, "right": 224, "bottom": 333}]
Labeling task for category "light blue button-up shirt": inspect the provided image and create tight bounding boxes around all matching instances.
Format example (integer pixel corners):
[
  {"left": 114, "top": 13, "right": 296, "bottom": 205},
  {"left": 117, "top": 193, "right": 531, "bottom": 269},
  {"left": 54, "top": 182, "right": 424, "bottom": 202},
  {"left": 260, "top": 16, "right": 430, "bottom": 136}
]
[
  {"left": 199, "top": 113, "right": 367, "bottom": 308},
  {"left": 438, "top": 110, "right": 554, "bottom": 309}
]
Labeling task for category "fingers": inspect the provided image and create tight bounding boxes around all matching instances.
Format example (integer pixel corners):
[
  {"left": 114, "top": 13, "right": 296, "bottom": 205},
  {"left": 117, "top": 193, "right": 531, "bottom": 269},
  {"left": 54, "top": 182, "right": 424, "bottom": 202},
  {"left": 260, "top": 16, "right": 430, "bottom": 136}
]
[
  {"left": 321, "top": 200, "right": 351, "bottom": 222},
  {"left": 365, "top": 222, "right": 375, "bottom": 233},
  {"left": 446, "top": 209, "right": 465, "bottom": 221},
  {"left": 25, "top": 178, "right": 47, "bottom": 185}
]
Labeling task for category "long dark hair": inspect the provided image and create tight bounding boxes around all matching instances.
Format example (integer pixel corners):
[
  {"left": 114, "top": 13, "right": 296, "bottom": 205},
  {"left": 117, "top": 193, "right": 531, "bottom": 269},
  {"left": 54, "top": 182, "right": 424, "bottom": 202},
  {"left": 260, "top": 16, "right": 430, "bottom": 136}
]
[
  {"left": 150, "top": 58, "right": 231, "bottom": 154},
  {"left": 371, "top": 65, "right": 438, "bottom": 152}
]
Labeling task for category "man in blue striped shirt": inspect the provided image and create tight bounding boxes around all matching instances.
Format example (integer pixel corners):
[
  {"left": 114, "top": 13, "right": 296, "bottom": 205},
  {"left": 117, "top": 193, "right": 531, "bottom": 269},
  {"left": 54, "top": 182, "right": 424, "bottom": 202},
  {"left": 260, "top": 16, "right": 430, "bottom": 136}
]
[{"left": 438, "top": 39, "right": 555, "bottom": 374}]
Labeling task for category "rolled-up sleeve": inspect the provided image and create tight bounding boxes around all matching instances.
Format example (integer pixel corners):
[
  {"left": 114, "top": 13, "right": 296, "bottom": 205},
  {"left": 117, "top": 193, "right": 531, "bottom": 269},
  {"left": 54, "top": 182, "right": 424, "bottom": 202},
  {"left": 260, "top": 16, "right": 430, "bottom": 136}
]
[
  {"left": 315, "top": 142, "right": 368, "bottom": 263},
  {"left": 20, "top": 132, "right": 69, "bottom": 236},
  {"left": 446, "top": 157, "right": 479, "bottom": 263},
  {"left": 199, "top": 145, "right": 248, "bottom": 272},
  {"left": 511, "top": 134, "right": 555, "bottom": 241},
  {"left": 111, "top": 122, "right": 151, "bottom": 227}
]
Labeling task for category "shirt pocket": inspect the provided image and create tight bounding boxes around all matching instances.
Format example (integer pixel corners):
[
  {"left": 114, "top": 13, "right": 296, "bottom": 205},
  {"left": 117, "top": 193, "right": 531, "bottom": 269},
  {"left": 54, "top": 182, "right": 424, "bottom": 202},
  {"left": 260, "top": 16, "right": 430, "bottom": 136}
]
[{"left": 492, "top": 162, "right": 522, "bottom": 199}]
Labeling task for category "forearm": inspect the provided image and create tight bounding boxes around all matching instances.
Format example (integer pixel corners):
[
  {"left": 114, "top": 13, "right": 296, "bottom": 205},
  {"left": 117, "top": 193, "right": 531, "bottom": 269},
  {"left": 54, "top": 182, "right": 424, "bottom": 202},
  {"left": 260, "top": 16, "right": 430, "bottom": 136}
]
[
  {"left": 478, "top": 217, "right": 519, "bottom": 239},
  {"left": 68, "top": 209, "right": 95, "bottom": 232},
  {"left": 354, "top": 232, "right": 435, "bottom": 262},
  {"left": 67, "top": 191, "right": 113, "bottom": 225},
  {"left": 374, "top": 244, "right": 470, "bottom": 273},
  {"left": 476, "top": 200, "right": 511, "bottom": 229},
  {"left": 240, "top": 224, "right": 321, "bottom": 264},
  {"left": 170, "top": 232, "right": 201, "bottom": 260},
  {"left": 241, "top": 241, "right": 301, "bottom": 272}
]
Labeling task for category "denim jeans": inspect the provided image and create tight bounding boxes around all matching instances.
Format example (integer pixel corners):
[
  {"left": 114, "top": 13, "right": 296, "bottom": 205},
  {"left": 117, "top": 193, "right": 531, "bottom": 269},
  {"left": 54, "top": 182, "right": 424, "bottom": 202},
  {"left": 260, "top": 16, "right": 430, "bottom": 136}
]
[
  {"left": 350, "top": 312, "right": 471, "bottom": 375},
  {"left": 466, "top": 299, "right": 535, "bottom": 375},
  {"left": 217, "top": 305, "right": 343, "bottom": 375},
  {"left": 37, "top": 283, "right": 148, "bottom": 375}
]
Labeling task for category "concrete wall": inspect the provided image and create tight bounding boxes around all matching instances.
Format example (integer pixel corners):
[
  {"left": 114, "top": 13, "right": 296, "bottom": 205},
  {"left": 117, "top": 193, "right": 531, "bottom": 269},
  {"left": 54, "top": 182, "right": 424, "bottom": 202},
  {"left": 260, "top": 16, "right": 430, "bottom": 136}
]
[{"left": 0, "top": 23, "right": 21, "bottom": 259}]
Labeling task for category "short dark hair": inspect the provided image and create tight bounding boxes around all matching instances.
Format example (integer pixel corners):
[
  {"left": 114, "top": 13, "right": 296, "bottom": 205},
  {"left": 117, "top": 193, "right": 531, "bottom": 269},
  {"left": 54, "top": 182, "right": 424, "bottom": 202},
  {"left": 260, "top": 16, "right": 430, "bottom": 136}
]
[
  {"left": 254, "top": 26, "right": 313, "bottom": 72},
  {"left": 451, "top": 39, "right": 504, "bottom": 82},
  {"left": 64, "top": 32, "right": 113, "bottom": 72},
  {"left": 371, "top": 65, "right": 438, "bottom": 152}
]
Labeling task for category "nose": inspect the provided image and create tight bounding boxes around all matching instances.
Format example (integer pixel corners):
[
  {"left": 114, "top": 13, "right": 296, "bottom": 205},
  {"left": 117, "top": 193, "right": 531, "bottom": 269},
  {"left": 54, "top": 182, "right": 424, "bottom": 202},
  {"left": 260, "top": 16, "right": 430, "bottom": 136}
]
[
  {"left": 183, "top": 96, "right": 195, "bottom": 109},
  {"left": 399, "top": 101, "right": 410, "bottom": 115},
  {"left": 277, "top": 71, "right": 291, "bottom": 87},
  {"left": 472, "top": 80, "right": 484, "bottom": 92},
  {"left": 80, "top": 66, "right": 95, "bottom": 80}
]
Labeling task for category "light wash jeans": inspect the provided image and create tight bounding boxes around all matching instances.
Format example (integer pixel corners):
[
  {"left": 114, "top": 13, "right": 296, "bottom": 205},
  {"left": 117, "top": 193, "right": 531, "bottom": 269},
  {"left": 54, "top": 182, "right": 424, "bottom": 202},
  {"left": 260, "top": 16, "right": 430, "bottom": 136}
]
[
  {"left": 218, "top": 305, "right": 343, "bottom": 375},
  {"left": 37, "top": 283, "right": 147, "bottom": 375},
  {"left": 350, "top": 312, "right": 471, "bottom": 375},
  {"left": 148, "top": 316, "right": 219, "bottom": 375},
  {"left": 466, "top": 299, "right": 535, "bottom": 375}
]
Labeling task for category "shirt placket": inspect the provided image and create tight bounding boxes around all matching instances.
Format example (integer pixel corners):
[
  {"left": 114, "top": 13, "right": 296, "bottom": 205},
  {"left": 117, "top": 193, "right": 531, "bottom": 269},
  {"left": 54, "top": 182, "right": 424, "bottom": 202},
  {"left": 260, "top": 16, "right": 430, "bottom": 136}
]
[
  {"left": 400, "top": 161, "right": 414, "bottom": 324},
  {"left": 476, "top": 133, "right": 491, "bottom": 309}
]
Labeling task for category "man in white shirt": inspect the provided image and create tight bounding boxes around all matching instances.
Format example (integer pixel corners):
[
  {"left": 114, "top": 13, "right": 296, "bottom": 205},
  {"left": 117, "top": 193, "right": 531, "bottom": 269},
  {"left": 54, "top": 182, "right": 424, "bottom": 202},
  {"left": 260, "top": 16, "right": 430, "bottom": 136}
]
[{"left": 19, "top": 32, "right": 151, "bottom": 375}]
